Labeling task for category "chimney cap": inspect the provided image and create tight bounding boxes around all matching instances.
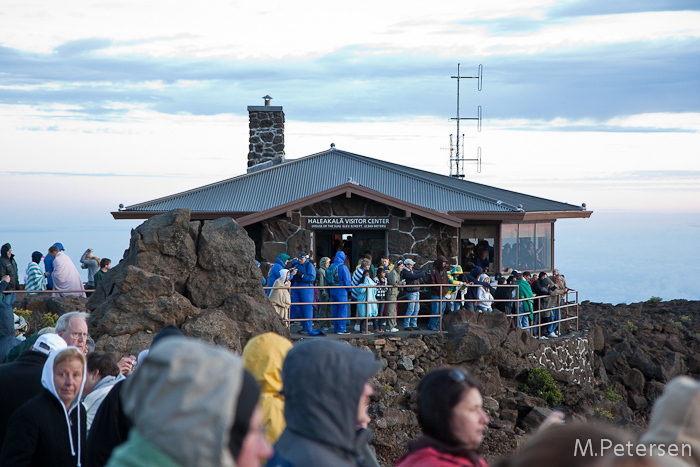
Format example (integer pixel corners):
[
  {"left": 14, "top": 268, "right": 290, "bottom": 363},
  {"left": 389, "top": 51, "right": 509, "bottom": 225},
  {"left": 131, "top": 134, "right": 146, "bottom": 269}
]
[{"left": 263, "top": 95, "right": 273, "bottom": 106}]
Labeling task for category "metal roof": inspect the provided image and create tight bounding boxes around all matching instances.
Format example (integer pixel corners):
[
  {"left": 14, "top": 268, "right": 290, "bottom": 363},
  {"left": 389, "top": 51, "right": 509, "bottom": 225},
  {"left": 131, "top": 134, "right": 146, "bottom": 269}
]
[{"left": 121, "top": 148, "right": 586, "bottom": 214}]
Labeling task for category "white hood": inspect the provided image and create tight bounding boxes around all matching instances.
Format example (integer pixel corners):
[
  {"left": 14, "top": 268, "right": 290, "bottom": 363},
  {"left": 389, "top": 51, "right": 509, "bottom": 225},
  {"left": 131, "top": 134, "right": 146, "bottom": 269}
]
[{"left": 41, "top": 346, "right": 87, "bottom": 465}]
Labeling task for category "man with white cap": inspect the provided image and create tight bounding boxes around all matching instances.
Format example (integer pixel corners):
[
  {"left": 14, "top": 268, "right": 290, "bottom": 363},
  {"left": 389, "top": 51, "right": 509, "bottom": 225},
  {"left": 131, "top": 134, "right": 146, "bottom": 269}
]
[{"left": 0, "top": 333, "right": 67, "bottom": 441}]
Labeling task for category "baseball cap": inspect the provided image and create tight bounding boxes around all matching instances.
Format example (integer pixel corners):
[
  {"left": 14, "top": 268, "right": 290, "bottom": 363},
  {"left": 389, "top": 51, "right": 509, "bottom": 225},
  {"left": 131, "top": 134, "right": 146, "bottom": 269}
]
[
  {"left": 53, "top": 242, "right": 65, "bottom": 251},
  {"left": 404, "top": 259, "right": 416, "bottom": 266},
  {"left": 297, "top": 251, "right": 309, "bottom": 259},
  {"left": 33, "top": 333, "right": 68, "bottom": 356}
]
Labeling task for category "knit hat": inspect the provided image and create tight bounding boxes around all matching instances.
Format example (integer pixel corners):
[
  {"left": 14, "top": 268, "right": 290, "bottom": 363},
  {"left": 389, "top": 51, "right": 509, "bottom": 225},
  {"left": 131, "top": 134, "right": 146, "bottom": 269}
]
[{"left": 31, "top": 251, "right": 43, "bottom": 263}]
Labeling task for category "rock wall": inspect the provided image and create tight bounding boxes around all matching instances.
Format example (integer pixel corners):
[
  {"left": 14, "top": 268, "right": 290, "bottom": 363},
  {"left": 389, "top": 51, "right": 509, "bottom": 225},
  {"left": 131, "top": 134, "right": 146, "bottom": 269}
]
[
  {"left": 86, "top": 209, "right": 289, "bottom": 355},
  {"left": 257, "top": 194, "right": 459, "bottom": 270}
]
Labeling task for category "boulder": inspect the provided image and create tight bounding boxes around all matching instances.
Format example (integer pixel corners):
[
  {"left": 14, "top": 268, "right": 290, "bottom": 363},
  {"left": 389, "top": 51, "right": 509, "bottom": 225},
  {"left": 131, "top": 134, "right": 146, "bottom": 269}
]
[
  {"left": 520, "top": 406, "right": 554, "bottom": 432},
  {"left": 119, "top": 209, "right": 198, "bottom": 294},
  {"left": 87, "top": 210, "right": 290, "bottom": 355},
  {"left": 186, "top": 217, "right": 265, "bottom": 309},
  {"left": 446, "top": 324, "right": 493, "bottom": 363},
  {"left": 89, "top": 265, "right": 199, "bottom": 336}
]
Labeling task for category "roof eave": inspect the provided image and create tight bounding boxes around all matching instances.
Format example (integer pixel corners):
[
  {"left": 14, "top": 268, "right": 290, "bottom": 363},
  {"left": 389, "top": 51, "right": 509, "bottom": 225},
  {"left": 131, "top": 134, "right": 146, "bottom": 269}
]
[{"left": 236, "top": 183, "right": 464, "bottom": 228}]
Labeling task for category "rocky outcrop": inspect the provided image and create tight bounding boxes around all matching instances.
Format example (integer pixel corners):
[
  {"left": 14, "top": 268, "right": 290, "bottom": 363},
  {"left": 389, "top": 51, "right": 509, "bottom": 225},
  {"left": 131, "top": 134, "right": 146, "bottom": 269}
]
[
  {"left": 359, "top": 299, "right": 700, "bottom": 466},
  {"left": 86, "top": 209, "right": 289, "bottom": 355}
]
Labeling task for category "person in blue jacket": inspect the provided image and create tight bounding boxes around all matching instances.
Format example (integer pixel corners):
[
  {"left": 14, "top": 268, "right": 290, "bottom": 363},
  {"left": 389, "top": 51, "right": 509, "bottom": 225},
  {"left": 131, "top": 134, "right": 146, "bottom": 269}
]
[
  {"left": 267, "top": 254, "right": 290, "bottom": 296},
  {"left": 328, "top": 251, "right": 352, "bottom": 335},
  {"left": 290, "top": 252, "right": 316, "bottom": 335},
  {"left": 44, "top": 242, "right": 64, "bottom": 290}
]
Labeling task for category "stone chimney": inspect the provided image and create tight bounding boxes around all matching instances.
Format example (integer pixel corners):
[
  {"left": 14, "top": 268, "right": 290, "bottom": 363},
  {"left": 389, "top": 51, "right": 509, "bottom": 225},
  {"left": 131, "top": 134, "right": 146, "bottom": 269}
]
[{"left": 247, "top": 95, "right": 285, "bottom": 173}]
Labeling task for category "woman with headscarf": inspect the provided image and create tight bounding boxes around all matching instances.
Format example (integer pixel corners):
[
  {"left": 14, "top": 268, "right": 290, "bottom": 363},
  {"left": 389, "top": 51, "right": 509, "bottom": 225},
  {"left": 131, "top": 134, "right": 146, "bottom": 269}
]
[
  {"left": 0, "top": 346, "right": 87, "bottom": 467},
  {"left": 396, "top": 367, "right": 489, "bottom": 467},
  {"left": 269, "top": 269, "right": 292, "bottom": 321},
  {"left": 267, "top": 254, "right": 291, "bottom": 296},
  {"left": 24, "top": 251, "right": 47, "bottom": 294},
  {"left": 106, "top": 337, "right": 272, "bottom": 467}
]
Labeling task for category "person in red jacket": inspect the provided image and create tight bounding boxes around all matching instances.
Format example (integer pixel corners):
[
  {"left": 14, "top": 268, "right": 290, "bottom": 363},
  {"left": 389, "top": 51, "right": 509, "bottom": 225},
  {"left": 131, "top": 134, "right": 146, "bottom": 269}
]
[{"left": 396, "top": 367, "right": 489, "bottom": 467}]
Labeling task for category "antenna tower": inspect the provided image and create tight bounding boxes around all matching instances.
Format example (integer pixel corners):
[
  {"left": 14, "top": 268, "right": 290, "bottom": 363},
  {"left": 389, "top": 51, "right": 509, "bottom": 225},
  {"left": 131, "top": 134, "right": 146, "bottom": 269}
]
[{"left": 449, "top": 64, "right": 483, "bottom": 177}]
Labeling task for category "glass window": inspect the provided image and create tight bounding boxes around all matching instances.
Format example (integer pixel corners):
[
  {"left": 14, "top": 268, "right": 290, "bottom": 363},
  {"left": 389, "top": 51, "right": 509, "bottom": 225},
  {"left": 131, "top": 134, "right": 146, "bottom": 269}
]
[
  {"left": 460, "top": 225, "right": 497, "bottom": 272},
  {"left": 501, "top": 224, "right": 518, "bottom": 271},
  {"left": 518, "top": 224, "right": 535, "bottom": 271},
  {"left": 535, "top": 223, "right": 552, "bottom": 270},
  {"left": 500, "top": 222, "right": 553, "bottom": 272}
]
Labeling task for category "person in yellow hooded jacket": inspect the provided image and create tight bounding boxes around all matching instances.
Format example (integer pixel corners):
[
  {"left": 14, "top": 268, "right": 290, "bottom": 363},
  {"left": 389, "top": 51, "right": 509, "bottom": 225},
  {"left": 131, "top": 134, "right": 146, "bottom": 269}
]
[{"left": 242, "top": 332, "right": 294, "bottom": 446}]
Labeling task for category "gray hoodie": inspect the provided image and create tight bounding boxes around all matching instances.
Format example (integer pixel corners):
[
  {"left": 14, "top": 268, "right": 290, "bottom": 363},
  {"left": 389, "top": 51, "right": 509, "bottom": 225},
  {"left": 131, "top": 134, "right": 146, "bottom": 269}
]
[{"left": 270, "top": 339, "right": 382, "bottom": 467}]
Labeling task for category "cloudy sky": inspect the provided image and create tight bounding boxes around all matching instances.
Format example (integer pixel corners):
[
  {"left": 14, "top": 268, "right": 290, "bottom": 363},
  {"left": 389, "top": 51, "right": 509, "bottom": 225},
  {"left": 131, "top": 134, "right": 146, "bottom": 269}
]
[{"left": 2, "top": 0, "right": 699, "bottom": 302}]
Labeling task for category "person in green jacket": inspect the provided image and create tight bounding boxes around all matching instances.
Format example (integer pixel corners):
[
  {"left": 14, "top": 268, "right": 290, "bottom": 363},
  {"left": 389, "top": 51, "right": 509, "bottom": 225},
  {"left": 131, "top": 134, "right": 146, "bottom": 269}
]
[{"left": 517, "top": 272, "right": 534, "bottom": 333}]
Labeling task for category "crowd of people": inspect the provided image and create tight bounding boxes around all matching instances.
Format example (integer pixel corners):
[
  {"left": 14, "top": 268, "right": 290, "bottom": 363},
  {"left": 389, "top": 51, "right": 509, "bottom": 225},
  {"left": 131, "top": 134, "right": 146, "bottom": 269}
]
[
  {"left": 0, "top": 309, "right": 695, "bottom": 467},
  {"left": 0, "top": 242, "right": 113, "bottom": 303},
  {"left": 264, "top": 250, "right": 571, "bottom": 336}
]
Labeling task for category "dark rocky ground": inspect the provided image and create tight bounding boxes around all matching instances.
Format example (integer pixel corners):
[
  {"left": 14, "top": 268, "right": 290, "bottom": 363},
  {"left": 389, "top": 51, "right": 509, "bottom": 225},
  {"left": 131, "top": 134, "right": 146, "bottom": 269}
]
[{"left": 359, "top": 298, "right": 700, "bottom": 466}]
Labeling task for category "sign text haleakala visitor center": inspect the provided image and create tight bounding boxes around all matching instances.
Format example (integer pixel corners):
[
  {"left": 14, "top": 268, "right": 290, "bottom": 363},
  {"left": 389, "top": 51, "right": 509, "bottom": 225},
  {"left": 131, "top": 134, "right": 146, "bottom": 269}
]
[{"left": 305, "top": 217, "right": 391, "bottom": 230}]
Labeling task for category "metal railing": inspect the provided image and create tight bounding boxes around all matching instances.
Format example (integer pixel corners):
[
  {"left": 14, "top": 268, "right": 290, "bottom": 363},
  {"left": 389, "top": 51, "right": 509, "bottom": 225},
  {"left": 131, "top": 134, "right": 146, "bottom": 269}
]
[{"left": 264, "top": 282, "right": 578, "bottom": 334}]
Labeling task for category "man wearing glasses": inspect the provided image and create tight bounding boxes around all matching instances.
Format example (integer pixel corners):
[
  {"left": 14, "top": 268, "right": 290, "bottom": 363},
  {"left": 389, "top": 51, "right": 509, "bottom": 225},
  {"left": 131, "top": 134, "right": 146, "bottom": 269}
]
[{"left": 55, "top": 311, "right": 90, "bottom": 354}]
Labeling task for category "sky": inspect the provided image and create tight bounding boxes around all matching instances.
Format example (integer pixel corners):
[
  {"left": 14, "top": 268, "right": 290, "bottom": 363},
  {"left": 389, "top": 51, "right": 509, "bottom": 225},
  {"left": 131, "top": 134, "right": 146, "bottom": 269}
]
[{"left": 1, "top": 0, "right": 699, "bottom": 304}]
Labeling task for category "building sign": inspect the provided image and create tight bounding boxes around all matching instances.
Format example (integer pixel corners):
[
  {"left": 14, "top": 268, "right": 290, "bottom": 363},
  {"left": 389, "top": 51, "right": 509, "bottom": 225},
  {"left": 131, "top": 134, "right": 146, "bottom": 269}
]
[{"left": 305, "top": 216, "right": 391, "bottom": 230}]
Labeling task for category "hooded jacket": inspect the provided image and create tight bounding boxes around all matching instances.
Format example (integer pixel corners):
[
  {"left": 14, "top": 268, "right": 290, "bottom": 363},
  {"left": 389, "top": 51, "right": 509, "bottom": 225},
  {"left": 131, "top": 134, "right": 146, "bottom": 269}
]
[
  {"left": 269, "top": 339, "right": 382, "bottom": 467},
  {"left": 267, "top": 254, "right": 290, "bottom": 296},
  {"left": 0, "top": 281, "right": 21, "bottom": 361},
  {"left": 84, "top": 374, "right": 125, "bottom": 433},
  {"left": 0, "top": 346, "right": 52, "bottom": 441},
  {"left": 640, "top": 376, "right": 700, "bottom": 467},
  {"left": 0, "top": 243, "right": 19, "bottom": 291},
  {"left": 0, "top": 346, "right": 87, "bottom": 467},
  {"left": 517, "top": 278, "right": 534, "bottom": 314},
  {"left": 330, "top": 251, "right": 352, "bottom": 296},
  {"left": 242, "top": 332, "right": 293, "bottom": 445},
  {"left": 106, "top": 338, "right": 247, "bottom": 467},
  {"left": 269, "top": 269, "right": 292, "bottom": 310}
]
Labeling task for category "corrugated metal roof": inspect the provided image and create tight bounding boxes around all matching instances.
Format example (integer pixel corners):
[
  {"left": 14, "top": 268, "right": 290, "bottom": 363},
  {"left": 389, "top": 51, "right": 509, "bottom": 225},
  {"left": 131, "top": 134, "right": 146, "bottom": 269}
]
[{"left": 123, "top": 149, "right": 585, "bottom": 214}]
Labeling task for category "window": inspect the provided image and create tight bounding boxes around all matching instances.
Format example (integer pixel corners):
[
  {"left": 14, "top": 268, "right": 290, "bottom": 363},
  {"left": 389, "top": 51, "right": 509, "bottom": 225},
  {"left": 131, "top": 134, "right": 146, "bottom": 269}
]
[
  {"left": 460, "top": 225, "right": 497, "bottom": 272},
  {"left": 500, "top": 223, "right": 552, "bottom": 272}
]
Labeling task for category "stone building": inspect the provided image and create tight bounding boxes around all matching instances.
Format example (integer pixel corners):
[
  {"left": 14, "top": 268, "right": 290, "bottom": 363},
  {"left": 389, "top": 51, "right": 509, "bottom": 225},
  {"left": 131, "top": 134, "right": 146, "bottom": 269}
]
[{"left": 113, "top": 100, "right": 591, "bottom": 274}]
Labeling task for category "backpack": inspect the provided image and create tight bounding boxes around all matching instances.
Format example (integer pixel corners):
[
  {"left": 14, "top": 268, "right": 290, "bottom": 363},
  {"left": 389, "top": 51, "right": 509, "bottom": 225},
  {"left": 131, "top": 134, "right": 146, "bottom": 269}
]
[{"left": 326, "top": 264, "right": 340, "bottom": 286}]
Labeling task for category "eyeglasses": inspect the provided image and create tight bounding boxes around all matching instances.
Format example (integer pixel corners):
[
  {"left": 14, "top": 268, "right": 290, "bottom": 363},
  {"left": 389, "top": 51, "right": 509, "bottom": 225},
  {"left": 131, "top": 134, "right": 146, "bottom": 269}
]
[
  {"left": 69, "top": 332, "right": 88, "bottom": 340},
  {"left": 449, "top": 369, "right": 467, "bottom": 383}
]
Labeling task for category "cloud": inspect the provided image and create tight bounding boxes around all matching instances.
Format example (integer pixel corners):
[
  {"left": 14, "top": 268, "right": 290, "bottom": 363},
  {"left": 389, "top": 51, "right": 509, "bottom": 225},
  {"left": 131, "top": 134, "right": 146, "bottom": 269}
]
[
  {"left": 0, "top": 30, "right": 698, "bottom": 126},
  {"left": 54, "top": 38, "right": 113, "bottom": 57},
  {"left": 548, "top": 0, "right": 700, "bottom": 19}
]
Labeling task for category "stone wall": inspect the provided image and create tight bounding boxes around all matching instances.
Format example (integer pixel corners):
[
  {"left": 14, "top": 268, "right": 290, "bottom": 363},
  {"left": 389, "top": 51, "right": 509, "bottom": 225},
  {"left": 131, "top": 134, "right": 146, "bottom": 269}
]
[
  {"left": 247, "top": 107, "right": 284, "bottom": 167},
  {"left": 256, "top": 194, "right": 459, "bottom": 271},
  {"left": 528, "top": 335, "right": 595, "bottom": 390}
]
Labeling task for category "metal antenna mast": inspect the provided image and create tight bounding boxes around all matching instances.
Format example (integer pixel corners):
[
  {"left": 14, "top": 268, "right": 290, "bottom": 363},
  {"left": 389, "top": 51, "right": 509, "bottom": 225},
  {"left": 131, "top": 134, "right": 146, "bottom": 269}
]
[{"left": 450, "top": 63, "right": 483, "bottom": 177}]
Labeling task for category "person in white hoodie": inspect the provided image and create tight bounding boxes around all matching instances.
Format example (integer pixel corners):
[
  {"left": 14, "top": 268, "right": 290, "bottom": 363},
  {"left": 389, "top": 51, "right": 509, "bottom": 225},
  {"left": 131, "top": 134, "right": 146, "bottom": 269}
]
[{"left": 0, "top": 346, "right": 87, "bottom": 467}]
